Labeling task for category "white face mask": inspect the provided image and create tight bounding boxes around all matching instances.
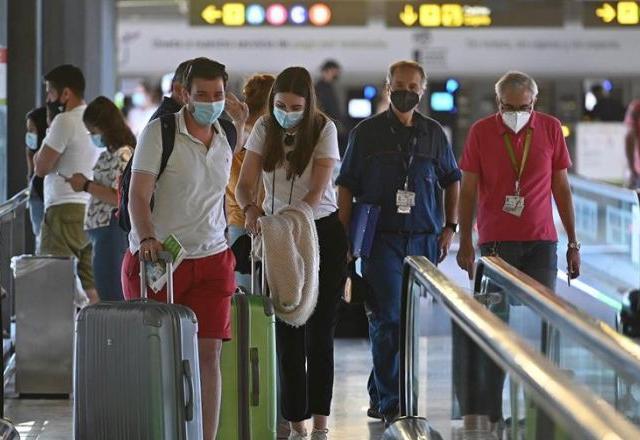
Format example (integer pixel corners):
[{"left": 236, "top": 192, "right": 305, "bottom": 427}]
[{"left": 501, "top": 111, "right": 531, "bottom": 133}]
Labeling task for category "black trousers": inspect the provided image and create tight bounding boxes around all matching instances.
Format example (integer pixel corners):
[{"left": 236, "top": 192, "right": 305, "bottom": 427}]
[{"left": 276, "top": 211, "right": 348, "bottom": 422}]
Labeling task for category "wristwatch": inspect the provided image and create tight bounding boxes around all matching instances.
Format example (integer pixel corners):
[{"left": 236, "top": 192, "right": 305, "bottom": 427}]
[
  {"left": 445, "top": 222, "right": 458, "bottom": 233},
  {"left": 568, "top": 241, "right": 581, "bottom": 251}
]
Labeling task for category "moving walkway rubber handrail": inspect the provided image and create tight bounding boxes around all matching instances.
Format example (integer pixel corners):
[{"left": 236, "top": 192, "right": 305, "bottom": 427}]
[
  {"left": 0, "top": 189, "right": 29, "bottom": 220},
  {"left": 400, "top": 256, "right": 640, "bottom": 440},
  {"left": 476, "top": 256, "right": 640, "bottom": 384}
]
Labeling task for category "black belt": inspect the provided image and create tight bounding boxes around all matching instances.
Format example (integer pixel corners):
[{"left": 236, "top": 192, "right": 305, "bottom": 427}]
[{"left": 379, "top": 229, "right": 435, "bottom": 236}]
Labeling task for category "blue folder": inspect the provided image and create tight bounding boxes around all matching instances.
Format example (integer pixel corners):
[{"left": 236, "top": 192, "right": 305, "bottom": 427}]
[{"left": 349, "top": 203, "right": 381, "bottom": 258}]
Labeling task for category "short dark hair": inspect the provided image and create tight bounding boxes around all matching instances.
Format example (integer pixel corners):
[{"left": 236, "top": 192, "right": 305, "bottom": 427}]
[
  {"left": 44, "top": 64, "right": 86, "bottom": 98},
  {"left": 172, "top": 59, "right": 192, "bottom": 86},
  {"left": 184, "top": 57, "right": 228, "bottom": 91},
  {"left": 321, "top": 59, "right": 340, "bottom": 72}
]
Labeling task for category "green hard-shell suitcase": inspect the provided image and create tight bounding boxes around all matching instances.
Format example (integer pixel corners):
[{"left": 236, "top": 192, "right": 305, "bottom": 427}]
[{"left": 218, "top": 236, "right": 277, "bottom": 440}]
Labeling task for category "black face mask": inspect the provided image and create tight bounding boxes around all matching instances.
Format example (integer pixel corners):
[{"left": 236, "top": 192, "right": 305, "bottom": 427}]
[
  {"left": 390, "top": 90, "right": 420, "bottom": 113},
  {"left": 46, "top": 98, "right": 66, "bottom": 121}
]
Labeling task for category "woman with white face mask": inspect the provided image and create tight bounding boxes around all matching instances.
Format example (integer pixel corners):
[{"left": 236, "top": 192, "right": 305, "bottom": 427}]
[
  {"left": 24, "top": 107, "right": 49, "bottom": 248},
  {"left": 65, "top": 96, "right": 134, "bottom": 302},
  {"left": 236, "top": 67, "right": 347, "bottom": 440}
]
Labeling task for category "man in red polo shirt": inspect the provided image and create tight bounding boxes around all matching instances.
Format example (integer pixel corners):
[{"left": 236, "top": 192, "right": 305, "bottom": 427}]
[
  {"left": 455, "top": 71, "right": 581, "bottom": 433},
  {"left": 625, "top": 99, "right": 640, "bottom": 188},
  {"left": 457, "top": 70, "right": 580, "bottom": 287}
]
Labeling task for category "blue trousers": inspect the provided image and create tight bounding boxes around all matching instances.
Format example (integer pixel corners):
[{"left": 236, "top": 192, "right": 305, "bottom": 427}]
[
  {"left": 29, "top": 192, "right": 45, "bottom": 251},
  {"left": 363, "top": 233, "right": 438, "bottom": 416},
  {"left": 87, "top": 215, "right": 128, "bottom": 301}
]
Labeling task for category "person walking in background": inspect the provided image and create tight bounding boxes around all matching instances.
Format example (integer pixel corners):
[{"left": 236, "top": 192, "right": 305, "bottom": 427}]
[
  {"left": 236, "top": 66, "right": 347, "bottom": 440},
  {"left": 34, "top": 64, "right": 101, "bottom": 305},
  {"left": 24, "top": 107, "right": 48, "bottom": 249},
  {"left": 226, "top": 73, "right": 274, "bottom": 291},
  {"left": 66, "top": 96, "right": 134, "bottom": 301},
  {"left": 149, "top": 59, "right": 191, "bottom": 121}
]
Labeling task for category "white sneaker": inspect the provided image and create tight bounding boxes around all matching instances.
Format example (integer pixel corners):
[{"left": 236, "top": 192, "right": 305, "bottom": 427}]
[
  {"left": 310, "top": 429, "right": 329, "bottom": 440},
  {"left": 288, "top": 429, "right": 308, "bottom": 440}
]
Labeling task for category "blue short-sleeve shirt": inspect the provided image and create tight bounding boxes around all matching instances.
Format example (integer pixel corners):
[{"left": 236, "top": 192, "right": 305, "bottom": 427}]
[{"left": 337, "top": 109, "right": 461, "bottom": 234}]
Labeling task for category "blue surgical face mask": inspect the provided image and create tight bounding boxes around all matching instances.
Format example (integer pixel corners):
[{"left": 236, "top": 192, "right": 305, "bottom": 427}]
[
  {"left": 273, "top": 107, "right": 304, "bottom": 130},
  {"left": 132, "top": 92, "right": 146, "bottom": 108},
  {"left": 191, "top": 100, "right": 225, "bottom": 126},
  {"left": 90, "top": 134, "right": 106, "bottom": 149},
  {"left": 25, "top": 132, "right": 38, "bottom": 151}
]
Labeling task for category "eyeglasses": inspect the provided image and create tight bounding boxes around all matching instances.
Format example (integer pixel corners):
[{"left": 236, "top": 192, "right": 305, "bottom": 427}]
[{"left": 499, "top": 101, "right": 534, "bottom": 112}]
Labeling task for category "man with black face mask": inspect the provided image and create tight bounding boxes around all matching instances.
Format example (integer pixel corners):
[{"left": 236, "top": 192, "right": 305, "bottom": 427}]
[
  {"left": 336, "top": 60, "right": 461, "bottom": 426},
  {"left": 34, "top": 64, "right": 101, "bottom": 305}
]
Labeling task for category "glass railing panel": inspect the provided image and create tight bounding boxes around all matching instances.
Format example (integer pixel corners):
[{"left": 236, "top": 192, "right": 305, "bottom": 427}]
[
  {"left": 402, "top": 256, "right": 640, "bottom": 440},
  {"left": 475, "top": 257, "right": 640, "bottom": 430},
  {"left": 554, "top": 175, "right": 640, "bottom": 290}
]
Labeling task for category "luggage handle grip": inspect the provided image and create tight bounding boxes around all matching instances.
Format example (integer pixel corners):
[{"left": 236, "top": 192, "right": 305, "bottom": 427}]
[
  {"left": 139, "top": 251, "right": 174, "bottom": 303},
  {"left": 183, "top": 359, "right": 194, "bottom": 421},
  {"left": 250, "top": 347, "right": 260, "bottom": 406}
]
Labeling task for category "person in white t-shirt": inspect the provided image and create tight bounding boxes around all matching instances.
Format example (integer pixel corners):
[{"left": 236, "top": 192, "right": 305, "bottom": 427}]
[
  {"left": 34, "top": 64, "right": 101, "bottom": 304},
  {"left": 236, "top": 66, "right": 348, "bottom": 440}
]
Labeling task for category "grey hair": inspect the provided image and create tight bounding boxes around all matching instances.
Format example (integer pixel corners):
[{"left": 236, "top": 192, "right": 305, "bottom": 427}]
[{"left": 495, "top": 71, "right": 538, "bottom": 98}]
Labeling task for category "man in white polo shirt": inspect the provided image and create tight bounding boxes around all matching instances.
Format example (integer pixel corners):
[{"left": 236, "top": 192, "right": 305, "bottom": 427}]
[
  {"left": 121, "top": 57, "right": 240, "bottom": 440},
  {"left": 34, "top": 64, "right": 101, "bottom": 304}
]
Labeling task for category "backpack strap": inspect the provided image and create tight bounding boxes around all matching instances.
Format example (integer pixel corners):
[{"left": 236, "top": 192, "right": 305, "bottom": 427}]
[
  {"left": 218, "top": 118, "right": 237, "bottom": 152},
  {"left": 159, "top": 114, "right": 177, "bottom": 177}
]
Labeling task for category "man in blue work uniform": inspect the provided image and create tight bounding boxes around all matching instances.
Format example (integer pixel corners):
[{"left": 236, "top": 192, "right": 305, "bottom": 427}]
[{"left": 337, "top": 60, "right": 461, "bottom": 425}]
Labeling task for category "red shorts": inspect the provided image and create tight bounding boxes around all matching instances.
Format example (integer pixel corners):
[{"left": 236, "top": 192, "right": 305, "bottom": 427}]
[{"left": 121, "top": 249, "right": 236, "bottom": 340}]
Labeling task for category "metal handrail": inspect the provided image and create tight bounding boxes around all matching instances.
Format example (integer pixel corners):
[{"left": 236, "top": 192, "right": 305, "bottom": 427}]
[
  {"left": 476, "top": 256, "right": 640, "bottom": 384},
  {"left": 0, "top": 189, "right": 29, "bottom": 220},
  {"left": 401, "top": 256, "right": 640, "bottom": 440},
  {"left": 568, "top": 174, "right": 640, "bottom": 204}
]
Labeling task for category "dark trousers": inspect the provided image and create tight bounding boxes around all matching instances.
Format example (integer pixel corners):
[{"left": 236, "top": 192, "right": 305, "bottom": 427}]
[
  {"left": 453, "top": 240, "right": 557, "bottom": 422},
  {"left": 276, "top": 212, "right": 348, "bottom": 422}
]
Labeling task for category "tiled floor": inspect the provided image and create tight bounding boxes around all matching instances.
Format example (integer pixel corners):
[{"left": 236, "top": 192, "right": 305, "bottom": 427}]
[{"left": 3, "top": 338, "right": 389, "bottom": 439}]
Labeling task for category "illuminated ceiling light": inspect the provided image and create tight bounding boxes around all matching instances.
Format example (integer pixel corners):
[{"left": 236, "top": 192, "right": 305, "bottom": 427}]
[
  {"left": 309, "top": 3, "right": 331, "bottom": 26},
  {"left": 446, "top": 78, "right": 460, "bottom": 93},
  {"left": 363, "top": 85, "right": 377, "bottom": 100},
  {"left": 266, "top": 3, "right": 288, "bottom": 26},
  {"left": 290, "top": 5, "right": 308, "bottom": 25},
  {"left": 246, "top": 4, "right": 266, "bottom": 25}
]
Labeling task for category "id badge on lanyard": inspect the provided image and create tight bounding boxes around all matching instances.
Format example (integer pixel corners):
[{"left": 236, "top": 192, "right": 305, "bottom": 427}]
[
  {"left": 397, "top": 152, "right": 416, "bottom": 215},
  {"left": 502, "top": 129, "right": 532, "bottom": 218}
]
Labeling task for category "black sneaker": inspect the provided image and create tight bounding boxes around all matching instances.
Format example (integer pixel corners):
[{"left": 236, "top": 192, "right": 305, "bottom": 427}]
[
  {"left": 367, "top": 406, "right": 382, "bottom": 420},
  {"left": 383, "top": 410, "right": 400, "bottom": 428}
]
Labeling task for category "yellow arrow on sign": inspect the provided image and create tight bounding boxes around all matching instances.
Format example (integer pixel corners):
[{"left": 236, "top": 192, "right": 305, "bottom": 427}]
[
  {"left": 201, "top": 5, "right": 223, "bottom": 24},
  {"left": 399, "top": 5, "right": 419, "bottom": 26},
  {"left": 596, "top": 3, "right": 616, "bottom": 23}
]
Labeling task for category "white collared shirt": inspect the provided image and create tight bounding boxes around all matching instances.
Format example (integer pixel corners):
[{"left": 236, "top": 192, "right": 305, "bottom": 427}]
[{"left": 129, "top": 108, "right": 232, "bottom": 258}]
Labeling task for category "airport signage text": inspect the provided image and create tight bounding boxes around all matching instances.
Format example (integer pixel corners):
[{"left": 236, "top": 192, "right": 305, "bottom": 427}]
[
  {"left": 189, "top": 1, "right": 368, "bottom": 26},
  {"left": 386, "top": 1, "right": 564, "bottom": 28}
]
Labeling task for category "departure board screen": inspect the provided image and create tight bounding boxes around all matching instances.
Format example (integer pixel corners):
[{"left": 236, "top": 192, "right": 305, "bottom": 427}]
[
  {"left": 189, "top": 1, "right": 368, "bottom": 26},
  {"left": 386, "top": 1, "right": 564, "bottom": 28}
]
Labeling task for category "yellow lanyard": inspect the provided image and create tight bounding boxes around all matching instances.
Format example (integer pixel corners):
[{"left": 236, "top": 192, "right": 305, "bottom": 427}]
[{"left": 502, "top": 128, "right": 532, "bottom": 195}]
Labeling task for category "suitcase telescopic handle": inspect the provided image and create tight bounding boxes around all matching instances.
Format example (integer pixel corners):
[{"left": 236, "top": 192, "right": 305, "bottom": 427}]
[
  {"left": 182, "top": 359, "right": 195, "bottom": 422},
  {"left": 139, "top": 251, "right": 174, "bottom": 303}
]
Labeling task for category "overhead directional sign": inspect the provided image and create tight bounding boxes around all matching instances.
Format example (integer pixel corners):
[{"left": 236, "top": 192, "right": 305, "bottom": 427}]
[
  {"left": 387, "top": 1, "right": 564, "bottom": 28},
  {"left": 190, "top": 1, "right": 368, "bottom": 26},
  {"left": 584, "top": 1, "right": 640, "bottom": 27}
]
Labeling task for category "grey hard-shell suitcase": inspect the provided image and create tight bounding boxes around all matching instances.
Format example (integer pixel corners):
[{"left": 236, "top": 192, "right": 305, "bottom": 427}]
[{"left": 74, "top": 252, "right": 203, "bottom": 440}]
